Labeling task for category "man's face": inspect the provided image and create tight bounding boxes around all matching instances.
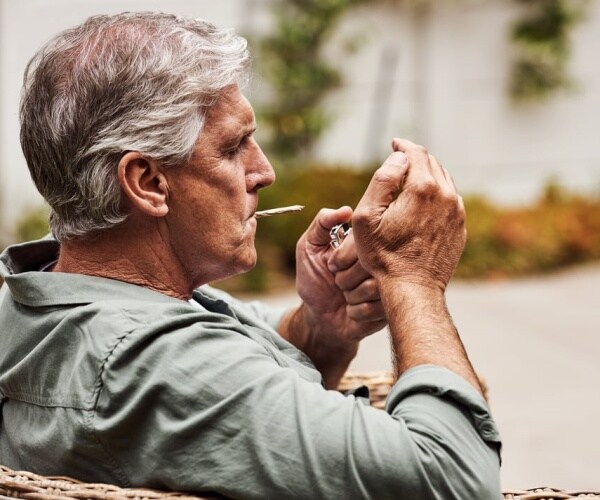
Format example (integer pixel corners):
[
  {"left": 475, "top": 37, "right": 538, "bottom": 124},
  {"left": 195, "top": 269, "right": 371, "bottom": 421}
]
[{"left": 163, "top": 86, "right": 275, "bottom": 286}]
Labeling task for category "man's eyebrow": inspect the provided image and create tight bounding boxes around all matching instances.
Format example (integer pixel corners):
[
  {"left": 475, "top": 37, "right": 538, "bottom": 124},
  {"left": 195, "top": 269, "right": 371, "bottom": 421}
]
[
  {"left": 241, "top": 125, "right": 257, "bottom": 137},
  {"left": 223, "top": 125, "right": 256, "bottom": 145}
]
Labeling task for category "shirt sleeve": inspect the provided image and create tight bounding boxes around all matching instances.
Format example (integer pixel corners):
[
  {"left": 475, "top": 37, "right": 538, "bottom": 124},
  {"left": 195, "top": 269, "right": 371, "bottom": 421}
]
[{"left": 93, "top": 320, "right": 501, "bottom": 500}]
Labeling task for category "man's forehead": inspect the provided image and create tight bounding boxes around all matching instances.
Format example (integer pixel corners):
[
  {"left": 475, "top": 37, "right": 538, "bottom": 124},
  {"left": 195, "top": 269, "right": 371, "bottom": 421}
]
[{"left": 207, "top": 87, "right": 255, "bottom": 135}]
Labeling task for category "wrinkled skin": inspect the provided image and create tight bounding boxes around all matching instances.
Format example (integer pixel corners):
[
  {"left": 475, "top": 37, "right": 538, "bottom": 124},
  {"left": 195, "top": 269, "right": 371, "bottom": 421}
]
[
  {"left": 295, "top": 206, "right": 387, "bottom": 345},
  {"left": 352, "top": 138, "right": 467, "bottom": 291}
]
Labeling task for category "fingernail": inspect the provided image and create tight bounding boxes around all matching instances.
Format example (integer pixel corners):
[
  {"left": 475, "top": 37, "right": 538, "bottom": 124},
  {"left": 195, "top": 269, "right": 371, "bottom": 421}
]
[{"left": 327, "top": 258, "right": 338, "bottom": 273}]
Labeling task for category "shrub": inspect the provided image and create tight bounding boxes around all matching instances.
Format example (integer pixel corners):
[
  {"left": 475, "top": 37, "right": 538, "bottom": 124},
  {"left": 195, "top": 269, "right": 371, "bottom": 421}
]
[
  {"left": 214, "top": 164, "right": 373, "bottom": 293},
  {"left": 4, "top": 176, "right": 599, "bottom": 294},
  {"left": 458, "top": 185, "right": 600, "bottom": 278},
  {"left": 15, "top": 206, "right": 50, "bottom": 243},
  {"left": 256, "top": 164, "right": 374, "bottom": 268},
  {"left": 218, "top": 170, "right": 600, "bottom": 292}
]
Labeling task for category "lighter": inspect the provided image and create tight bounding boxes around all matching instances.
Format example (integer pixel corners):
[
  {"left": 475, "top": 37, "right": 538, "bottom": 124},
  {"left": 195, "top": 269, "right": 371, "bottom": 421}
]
[{"left": 329, "top": 223, "right": 352, "bottom": 249}]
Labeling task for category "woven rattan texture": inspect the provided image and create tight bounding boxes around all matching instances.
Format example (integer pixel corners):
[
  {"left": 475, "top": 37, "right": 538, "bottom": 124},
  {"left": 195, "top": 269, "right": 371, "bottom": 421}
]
[
  {"left": 0, "top": 465, "right": 214, "bottom": 499},
  {"left": 338, "top": 370, "right": 394, "bottom": 409},
  {"left": 2, "top": 466, "right": 599, "bottom": 499},
  {"left": 502, "top": 488, "right": 600, "bottom": 499},
  {"left": 338, "top": 370, "right": 490, "bottom": 407}
]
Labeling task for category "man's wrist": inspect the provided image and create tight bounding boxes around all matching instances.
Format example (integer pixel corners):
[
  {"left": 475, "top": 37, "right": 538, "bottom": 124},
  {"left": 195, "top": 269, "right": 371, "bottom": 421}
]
[
  {"left": 296, "top": 303, "right": 359, "bottom": 359},
  {"left": 279, "top": 303, "right": 358, "bottom": 388},
  {"left": 377, "top": 276, "right": 484, "bottom": 396},
  {"left": 376, "top": 277, "right": 446, "bottom": 313}
]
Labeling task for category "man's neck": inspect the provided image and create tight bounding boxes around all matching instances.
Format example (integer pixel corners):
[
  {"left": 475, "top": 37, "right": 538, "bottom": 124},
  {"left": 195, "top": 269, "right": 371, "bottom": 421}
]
[{"left": 53, "top": 220, "right": 194, "bottom": 300}]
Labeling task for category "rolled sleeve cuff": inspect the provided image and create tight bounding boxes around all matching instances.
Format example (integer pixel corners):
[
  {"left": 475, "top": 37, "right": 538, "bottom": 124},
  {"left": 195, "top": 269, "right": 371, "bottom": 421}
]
[{"left": 385, "top": 365, "right": 502, "bottom": 452}]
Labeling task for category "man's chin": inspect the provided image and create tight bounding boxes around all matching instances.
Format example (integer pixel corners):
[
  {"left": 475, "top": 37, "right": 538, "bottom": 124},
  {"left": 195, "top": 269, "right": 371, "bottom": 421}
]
[
  {"left": 231, "top": 247, "right": 258, "bottom": 276},
  {"left": 241, "top": 250, "right": 258, "bottom": 273}
]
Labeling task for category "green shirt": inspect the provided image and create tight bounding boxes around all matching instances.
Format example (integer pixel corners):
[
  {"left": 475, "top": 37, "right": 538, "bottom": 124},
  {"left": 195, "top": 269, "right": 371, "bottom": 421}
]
[{"left": 0, "top": 238, "right": 501, "bottom": 499}]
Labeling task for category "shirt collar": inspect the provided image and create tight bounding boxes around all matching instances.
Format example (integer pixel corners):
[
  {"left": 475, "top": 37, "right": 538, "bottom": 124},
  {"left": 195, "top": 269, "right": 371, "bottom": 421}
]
[{"left": 1, "top": 237, "right": 183, "bottom": 308}]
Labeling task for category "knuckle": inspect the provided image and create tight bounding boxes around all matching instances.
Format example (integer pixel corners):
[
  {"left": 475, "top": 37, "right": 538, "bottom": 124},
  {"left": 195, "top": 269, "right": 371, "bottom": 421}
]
[
  {"left": 334, "top": 272, "right": 348, "bottom": 290},
  {"left": 348, "top": 303, "right": 369, "bottom": 321},
  {"left": 410, "top": 144, "right": 428, "bottom": 156},
  {"left": 316, "top": 207, "right": 332, "bottom": 219},
  {"left": 456, "top": 197, "right": 467, "bottom": 219},
  {"left": 363, "top": 278, "right": 378, "bottom": 298},
  {"left": 443, "top": 190, "right": 459, "bottom": 205},
  {"left": 352, "top": 208, "right": 372, "bottom": 229},
  {"left": 414, "top": 180, "right": 439, "bottom": 198},
  {"left": 372, "top": 167, "right": 396, "bottom": 187},
  {"left": 446, "top": 199, "right": 465, "bottom": 224}
]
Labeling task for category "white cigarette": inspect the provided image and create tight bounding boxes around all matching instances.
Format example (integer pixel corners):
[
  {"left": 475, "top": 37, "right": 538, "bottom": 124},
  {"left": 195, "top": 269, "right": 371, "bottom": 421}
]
[{"left": 255, "top": 205, "right": 305, "bottom": 218}]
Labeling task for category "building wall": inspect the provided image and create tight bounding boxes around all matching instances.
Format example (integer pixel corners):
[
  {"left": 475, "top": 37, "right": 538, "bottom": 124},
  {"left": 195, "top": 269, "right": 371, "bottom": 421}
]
[
  {"left": 317, "top": 0, "right": 600, "bottom": 203},
  {"left": 1, "top": 0, "right": 599, "bottom": 237}
]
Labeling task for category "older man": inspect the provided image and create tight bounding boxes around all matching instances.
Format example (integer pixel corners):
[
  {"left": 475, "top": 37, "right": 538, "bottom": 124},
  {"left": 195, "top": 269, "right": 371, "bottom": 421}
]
[{"left": 0, "top": 12, "right": 500, "bottom": 500}]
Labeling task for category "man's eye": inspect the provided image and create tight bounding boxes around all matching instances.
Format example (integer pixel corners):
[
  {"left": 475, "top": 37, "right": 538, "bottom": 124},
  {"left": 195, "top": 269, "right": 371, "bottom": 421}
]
[
  {"left": 221, "top": 143, "right": 242, "bottom": 159},
  {"left": 224, "top": 134, "right": 253, "bottom": 158},
  {"left": 225, "top": 139, "right": 247, "bottom": 158},
  {"left": 225, "top": 146, "right": 240, "bottom": 158}
]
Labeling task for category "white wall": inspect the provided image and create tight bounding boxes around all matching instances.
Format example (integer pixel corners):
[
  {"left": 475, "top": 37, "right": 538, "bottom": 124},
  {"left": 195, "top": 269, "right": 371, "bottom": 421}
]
[
  {"left": 1, "top": 0, "right": 600, "bottom": 237},
  {"left": 316, "top": 0, "right": 600, "bottom": 203}
]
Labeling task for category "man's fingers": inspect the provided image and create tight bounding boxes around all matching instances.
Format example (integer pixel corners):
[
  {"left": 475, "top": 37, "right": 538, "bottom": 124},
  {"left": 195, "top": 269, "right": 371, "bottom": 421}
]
[
  {"left": 333, "top": 260, "right": 371, "bottom": 292},
  {"left": 305, "top": 206, "right": 353, "bottom": 247},
  {"left": 354, "top": 151, "right": 408, "bottom": 213},
  {"left": 392, "top": 138, "right": 436, "bottom": 188},
  {"left": 341, "top": 278, "right": 379, "bottom": 305},
  {"left": 346, "top": 301, "right": 386, "bottom": 324},
  {"left": 328, "top": 232, "right": 361, "bottom": 273},
  {"left": 393, "top": 138, "right": 460, "bottom": 199},
  {"left": 335, "top": 260, "right": 371, "bottom": 292},
  {"left": 428, "top": 154, "right": 450, "bottom": 189}
]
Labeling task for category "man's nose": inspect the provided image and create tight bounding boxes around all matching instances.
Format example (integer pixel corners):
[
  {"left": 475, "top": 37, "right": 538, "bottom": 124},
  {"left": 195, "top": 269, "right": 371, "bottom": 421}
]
[{"left": 248, "top": 141, "right": 276, "bottom": 190}]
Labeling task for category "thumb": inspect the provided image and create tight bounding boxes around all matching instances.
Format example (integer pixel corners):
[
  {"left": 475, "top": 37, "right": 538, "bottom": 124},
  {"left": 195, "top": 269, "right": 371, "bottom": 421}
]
[
  {"left": 305, "top": 206, "right": 353, "bottom": 247},
  {"left": 355, "top": 152, "right": 408, "bottom": 214}
]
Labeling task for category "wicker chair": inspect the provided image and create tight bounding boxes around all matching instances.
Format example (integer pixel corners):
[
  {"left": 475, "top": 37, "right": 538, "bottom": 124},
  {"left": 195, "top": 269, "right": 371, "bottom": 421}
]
[
  {"left": 1, "top": 372, "right": 598, "bottom": 500},
  {"left": 1, "top": 465, "right": 599, "bottom": 500}
]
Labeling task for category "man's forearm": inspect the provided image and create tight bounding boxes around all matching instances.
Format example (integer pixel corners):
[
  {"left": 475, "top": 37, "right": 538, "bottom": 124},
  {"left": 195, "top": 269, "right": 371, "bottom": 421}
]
[
  {"left": 278, "top": 303, "right": 358, "bottom": 389},
  {"left": 379, "top": 278, "right": 484, "bottom": 396}
]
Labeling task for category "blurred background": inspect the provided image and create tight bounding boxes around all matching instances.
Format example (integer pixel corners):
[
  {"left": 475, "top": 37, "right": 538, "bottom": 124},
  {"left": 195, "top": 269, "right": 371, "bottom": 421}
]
[{"left": 1, "top": 0, "right": 598, "bottom": 492}]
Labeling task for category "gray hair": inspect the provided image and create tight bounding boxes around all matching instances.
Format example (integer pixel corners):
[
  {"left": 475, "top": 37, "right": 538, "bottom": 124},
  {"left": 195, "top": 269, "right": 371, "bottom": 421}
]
[{"left": 20, "top": 12, "right": 250, "bottom": 240}]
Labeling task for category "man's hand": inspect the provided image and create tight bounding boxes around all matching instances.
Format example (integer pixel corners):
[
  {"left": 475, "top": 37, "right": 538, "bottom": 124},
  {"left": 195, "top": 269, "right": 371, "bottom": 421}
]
[
  {"left": 353, "top": 138, "right": 466, "bottom": 291},
  {"left": 351, "top": 138, "right": 483, "bottom": 395},
  {"left": 297, "top": 207, "right": 386, "bottom": 343},
  {"left": 279, "top": 206, "right": 386, "bottom": 388}
]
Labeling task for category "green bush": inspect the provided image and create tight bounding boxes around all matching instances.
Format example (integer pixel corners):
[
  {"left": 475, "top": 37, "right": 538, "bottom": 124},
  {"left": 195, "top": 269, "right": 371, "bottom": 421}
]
[
  {"left": 458, "top": 185, "right": 600, "bottom": 278},
  {"left": 0, "top": 207, "right": 49, "bottom": 287},
  {"left": 214, "top": 164, "right": 373, "bottom": 293},
  {"left": 5, "top": 178, "right": 600, "bottom": 294},
  {"left": 217, "top": 169, "right": 600, "bottom": 292},
  {"left": 15, "top": 206, "right": 50, "bottom": 243},
  {"left": 256, "top": 164, "right": 374, "bottom": 268}
]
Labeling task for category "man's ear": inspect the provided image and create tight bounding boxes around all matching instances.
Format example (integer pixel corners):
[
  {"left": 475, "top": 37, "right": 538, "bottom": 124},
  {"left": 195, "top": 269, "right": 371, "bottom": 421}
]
[{"left": 118, "top": 152, "right": 169, "bottom": 217}]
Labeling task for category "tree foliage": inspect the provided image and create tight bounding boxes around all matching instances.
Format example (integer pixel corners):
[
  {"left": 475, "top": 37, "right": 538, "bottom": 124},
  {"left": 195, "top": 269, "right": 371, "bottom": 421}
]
[
  {"left": 259, "top": 0, "right": 589, "bottom": 160},
  {"left": 259, "top": 0, "right": 367, "bottom": 163},
  {"left": 510, "top": 0, "right": 588, "bottom": 101}
]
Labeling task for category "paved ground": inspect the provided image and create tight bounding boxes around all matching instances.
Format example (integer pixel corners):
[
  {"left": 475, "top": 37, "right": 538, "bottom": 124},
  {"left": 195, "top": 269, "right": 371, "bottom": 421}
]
[{"left": 258, "top": 264, "right": 600, "bottom": 491}]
